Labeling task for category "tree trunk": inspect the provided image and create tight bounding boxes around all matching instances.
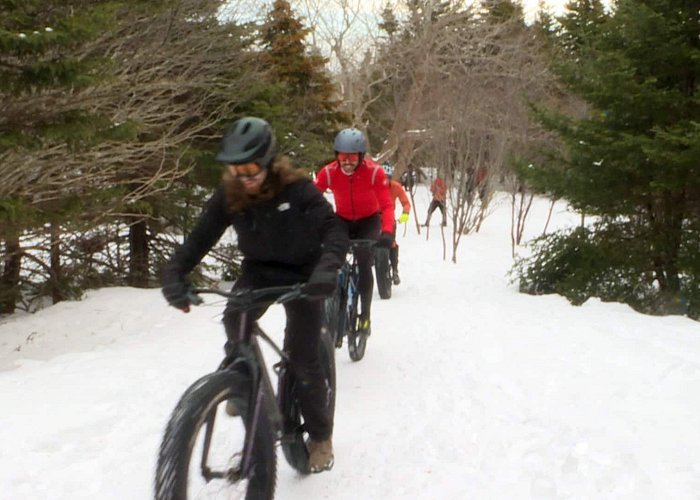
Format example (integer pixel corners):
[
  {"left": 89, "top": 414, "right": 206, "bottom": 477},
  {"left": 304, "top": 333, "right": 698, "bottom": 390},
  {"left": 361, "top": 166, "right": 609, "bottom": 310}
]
[
  {"left": 128, "top": 218, "right": 150, "bottom": 288},
  {"left": 0, "top": 235, "right": 22, "bottom": 314},
  {"left": 49, "top": 222, "right": 65, "bottom": 304},
  {"left": 656, "top": 193, "right": 685, "bottom": 294}
]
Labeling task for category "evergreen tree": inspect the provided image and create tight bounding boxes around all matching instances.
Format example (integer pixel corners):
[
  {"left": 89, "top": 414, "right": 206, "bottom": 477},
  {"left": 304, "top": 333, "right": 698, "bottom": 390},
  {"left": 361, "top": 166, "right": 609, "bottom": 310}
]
[
  {"left": 0, "top": 0, "right": 153, "bottom": 311},
  {"left": 516, "top": 0, "right": 700, "bottom": 318},
  {"left": 379, "top": 4, "right": 400, "bottom": 40},
  {"left": 481, "top": 0, "right": 525, "bottom": 23},
  {"left": 0, "top": 0, "right": 263, "bottom": 309},
  {"left": 259, "top": 0, "right": 344, "bottom": 167}
]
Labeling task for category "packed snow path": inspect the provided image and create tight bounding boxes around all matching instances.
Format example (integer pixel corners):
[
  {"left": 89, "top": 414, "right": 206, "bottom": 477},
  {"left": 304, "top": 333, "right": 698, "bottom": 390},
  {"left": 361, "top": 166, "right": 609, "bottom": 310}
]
[{"left": 1, "top": 192, "right": 699, "bottom": 499}]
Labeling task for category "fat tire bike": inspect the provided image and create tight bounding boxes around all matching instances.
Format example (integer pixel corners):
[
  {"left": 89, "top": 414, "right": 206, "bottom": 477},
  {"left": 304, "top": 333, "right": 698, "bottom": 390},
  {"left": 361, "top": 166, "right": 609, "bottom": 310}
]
[
  {"left": 323, "top": 239, "right": 375, "bottom": 362},
  {"left": 155, "top": 284, "right": 336, "bottom": 500}
]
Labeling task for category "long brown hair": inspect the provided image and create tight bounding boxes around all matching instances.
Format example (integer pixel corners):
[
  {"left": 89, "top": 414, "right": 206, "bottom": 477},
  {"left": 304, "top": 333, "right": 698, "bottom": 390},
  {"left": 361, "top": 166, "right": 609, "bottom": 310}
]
[{"left": 222, "top": 155, "right": 308, "bottom": 213}]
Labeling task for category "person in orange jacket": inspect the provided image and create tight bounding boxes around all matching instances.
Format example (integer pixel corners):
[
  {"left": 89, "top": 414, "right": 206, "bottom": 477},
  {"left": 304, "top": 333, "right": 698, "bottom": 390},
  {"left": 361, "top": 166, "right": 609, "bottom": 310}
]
[
  {"left": 382, "top": 163, "right": 410, "bottom": 285},
  {"left": 315, "top": 128, "right": 393, "bottom": 335},
  {"left": 424, "top": 175, "right": 447, "bottom": 227}
]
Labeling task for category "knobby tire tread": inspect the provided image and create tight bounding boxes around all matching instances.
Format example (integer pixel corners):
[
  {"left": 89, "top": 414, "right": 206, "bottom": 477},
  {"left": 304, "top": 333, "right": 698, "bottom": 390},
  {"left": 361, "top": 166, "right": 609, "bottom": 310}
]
[
  {"left": 375, "top": 247, "right": 392, "bottom": 300},
  {"left": 155, "top": 370, "right": 276, "bottom": 500}
]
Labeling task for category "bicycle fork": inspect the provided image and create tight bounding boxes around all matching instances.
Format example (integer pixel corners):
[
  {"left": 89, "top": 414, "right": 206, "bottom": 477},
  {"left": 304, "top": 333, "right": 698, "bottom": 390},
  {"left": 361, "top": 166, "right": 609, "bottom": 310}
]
[
  {"left": 240, "top": 340, "right": 285, "bottom": 477},
  {"left": 199, "top": 340, "right": 285, "bottom": 483}
]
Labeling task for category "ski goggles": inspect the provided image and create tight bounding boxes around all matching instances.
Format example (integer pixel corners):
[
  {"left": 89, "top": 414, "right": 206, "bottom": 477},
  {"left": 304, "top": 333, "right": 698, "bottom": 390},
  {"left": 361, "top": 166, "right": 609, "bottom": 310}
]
[
  {"left": 336, "top": 152, "right": 360, "bottom": 163},
  {"left": 229, "top": 162, "right": 263, "bottom": 179}
]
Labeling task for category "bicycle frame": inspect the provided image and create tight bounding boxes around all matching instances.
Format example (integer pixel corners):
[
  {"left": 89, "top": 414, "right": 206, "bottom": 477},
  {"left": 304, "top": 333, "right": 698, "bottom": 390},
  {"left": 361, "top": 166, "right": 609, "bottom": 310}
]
[
  {"left": 191, "top": 285, "right": 303, "bottom": 482},
  {"left": 334, "top": 256, "right": 356, "bottom": 343},
  {"left": 331, "top": 239, "right": 374, "bottom": 348}
]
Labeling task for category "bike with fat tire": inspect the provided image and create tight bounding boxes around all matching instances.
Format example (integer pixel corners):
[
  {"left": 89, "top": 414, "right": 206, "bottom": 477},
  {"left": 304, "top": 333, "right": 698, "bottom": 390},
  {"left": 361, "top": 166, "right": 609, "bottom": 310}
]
[
  {"left": 323, "top": 240, "right": 375, "bottom": 361},
  {"left": 155, "top": 285, "right": 336, "bottom": 500}
]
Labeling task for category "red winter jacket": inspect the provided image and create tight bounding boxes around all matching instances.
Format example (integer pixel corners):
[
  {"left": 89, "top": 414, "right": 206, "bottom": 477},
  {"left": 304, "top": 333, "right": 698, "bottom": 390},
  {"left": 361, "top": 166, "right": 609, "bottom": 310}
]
[
  {"left": 315, "top": 158, "right": 394, "bottom": 234},
  {"left": 430, "top": 178, "right": 447, "bottom": 202},
  {"left": 389, "top": 180, "right": 410, "bottom": 216}
]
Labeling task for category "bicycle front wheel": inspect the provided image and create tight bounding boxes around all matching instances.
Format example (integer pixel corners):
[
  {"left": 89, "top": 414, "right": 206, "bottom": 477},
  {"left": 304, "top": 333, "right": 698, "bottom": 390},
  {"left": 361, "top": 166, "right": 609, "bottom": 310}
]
[{"left": 155, "top": 369, "right": 276, "bottom": 500}]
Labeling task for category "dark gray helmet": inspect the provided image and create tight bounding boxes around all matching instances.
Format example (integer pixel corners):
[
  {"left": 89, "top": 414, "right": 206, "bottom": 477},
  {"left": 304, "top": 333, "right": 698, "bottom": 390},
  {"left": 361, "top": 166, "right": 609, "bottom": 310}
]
[
  {"left": 334, "top": 128, "right": 367, "bottom": 153},
  {"left": 215, "top": 117, "right": 276, "bottom": 168}
]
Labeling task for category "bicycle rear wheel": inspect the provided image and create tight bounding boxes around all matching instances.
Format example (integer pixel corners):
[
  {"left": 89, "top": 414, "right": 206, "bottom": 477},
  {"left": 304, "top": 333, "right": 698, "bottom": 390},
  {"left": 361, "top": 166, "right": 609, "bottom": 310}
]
[
  {"left": 278, "top": 328, "right": 336, "bottom": 473},
  {"left": 155, "top": 369, "right": 276, "bottom": 500},
  {"left": 346, "top": 295, "right": 368, "bottom": 361},
  {"left": 374, "top": 247, "right": 392, "bottom": 299}
]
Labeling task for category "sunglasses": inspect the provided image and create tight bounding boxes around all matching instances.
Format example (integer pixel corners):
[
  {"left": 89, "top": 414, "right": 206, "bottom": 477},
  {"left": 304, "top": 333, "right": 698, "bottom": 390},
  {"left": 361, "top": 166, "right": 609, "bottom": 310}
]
[
  {"left": 229, "top": 163, "right": 263, "bottom": 179},
  {"left": 336, "top": 152, "right": 360, "bottom": 163}
]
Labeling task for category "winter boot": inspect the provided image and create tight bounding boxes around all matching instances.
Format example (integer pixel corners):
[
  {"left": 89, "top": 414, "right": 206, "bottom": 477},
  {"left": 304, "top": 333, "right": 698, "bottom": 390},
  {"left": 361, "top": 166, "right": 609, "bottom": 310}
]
[
  {"left": 392, "top": 268, "right": 401, "bottom": 285},
  {"left": 358, "top": 316, "right": 371, "bottom": 337},
  {"left": 308, "top": 438, "right": 334, "bottom": 473}
]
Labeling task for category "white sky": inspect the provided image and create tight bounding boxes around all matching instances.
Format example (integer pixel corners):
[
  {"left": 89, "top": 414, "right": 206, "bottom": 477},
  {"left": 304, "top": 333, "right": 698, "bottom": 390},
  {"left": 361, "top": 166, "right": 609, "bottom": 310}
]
[
  {"left": 223, "top": 0, "right": 571, "bottom": 28},
  {"left": 305, "top": 0, "right": 571, "bottom": 21},
  {"left": 2, "top": 188, "right": 699, "bottom": 499}
]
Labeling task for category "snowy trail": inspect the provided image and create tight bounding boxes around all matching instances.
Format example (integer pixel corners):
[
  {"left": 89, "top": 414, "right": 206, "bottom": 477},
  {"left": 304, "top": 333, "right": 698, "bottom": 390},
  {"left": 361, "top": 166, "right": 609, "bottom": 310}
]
[{"left": 1, "top": 191, "right": 699, "bottom": 499}]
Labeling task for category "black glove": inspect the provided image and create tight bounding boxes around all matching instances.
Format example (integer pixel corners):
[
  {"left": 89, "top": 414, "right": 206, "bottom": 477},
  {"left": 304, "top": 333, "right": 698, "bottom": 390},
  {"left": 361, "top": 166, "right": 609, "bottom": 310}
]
[
  {"left": 304, "top": 270, "right": 338, "bottom": 299},
  {"left": 162, "top": 276, "right": 193, "bottom": 312},
  {"left": 378, "top": 232, "right": 394, "bottom": 248}
]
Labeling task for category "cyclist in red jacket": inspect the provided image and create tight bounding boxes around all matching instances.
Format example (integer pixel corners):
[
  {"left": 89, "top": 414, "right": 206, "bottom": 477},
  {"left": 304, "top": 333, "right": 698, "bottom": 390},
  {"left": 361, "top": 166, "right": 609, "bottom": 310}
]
[
  {"left": 382, "top": 162, "right": 410, "bottom": 285},
  {"left": 315, "top": 128, "right": 393, "bottom": 336}
]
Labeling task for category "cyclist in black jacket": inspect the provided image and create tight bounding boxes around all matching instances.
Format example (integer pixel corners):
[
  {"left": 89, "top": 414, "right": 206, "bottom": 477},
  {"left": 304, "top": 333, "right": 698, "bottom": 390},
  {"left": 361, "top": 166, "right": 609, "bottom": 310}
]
[{"left": 161, "top": 117, "right": 348, "bottom": 473}]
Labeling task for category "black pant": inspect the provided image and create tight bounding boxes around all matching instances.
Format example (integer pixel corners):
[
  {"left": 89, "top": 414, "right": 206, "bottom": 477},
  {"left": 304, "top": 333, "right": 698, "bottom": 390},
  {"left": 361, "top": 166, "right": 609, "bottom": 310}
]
[
  {"left": 339, "top": 214, "right": 381, "bottom": 320},
  {"left": 425, "top": 199, "right": 446, "bottom": 225},
  {"left": 222, "top": 264, "right": 332, "bottom": 441}
]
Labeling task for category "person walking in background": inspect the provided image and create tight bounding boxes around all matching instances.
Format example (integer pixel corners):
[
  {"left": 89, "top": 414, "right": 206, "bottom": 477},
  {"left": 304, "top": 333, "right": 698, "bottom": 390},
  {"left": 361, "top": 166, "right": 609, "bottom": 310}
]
[
  {"left": 424, "top": 175, "right": 447, "bottom": 227},
  {"left": 315, "top": 128, "right": 393, "bottom": 336},
  {"left": 382, "top": 162, "right": 410, "bottom": 285},
  {"left": 399, "top": 165, "right": 426, "bottom": 195}
]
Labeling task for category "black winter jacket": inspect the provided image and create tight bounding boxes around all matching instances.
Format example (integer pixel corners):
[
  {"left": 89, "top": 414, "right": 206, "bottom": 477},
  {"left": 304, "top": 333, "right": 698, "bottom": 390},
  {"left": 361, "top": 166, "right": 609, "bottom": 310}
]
[{"left": 162, "top": 178, "right": 349, "bottom": 284}]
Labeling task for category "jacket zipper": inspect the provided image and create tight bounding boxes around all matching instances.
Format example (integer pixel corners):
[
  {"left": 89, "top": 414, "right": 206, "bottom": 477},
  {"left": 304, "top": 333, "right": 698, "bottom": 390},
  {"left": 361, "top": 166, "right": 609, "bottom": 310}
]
[{"left": 349, "top": 176, "right": 356, "bottom": 220}]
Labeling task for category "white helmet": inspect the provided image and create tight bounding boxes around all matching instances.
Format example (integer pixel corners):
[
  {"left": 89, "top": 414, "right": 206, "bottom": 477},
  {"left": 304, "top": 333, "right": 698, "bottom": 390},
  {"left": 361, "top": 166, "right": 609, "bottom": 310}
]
[{"left": 382, "top": 162, "right": 394, "bottom": 178}]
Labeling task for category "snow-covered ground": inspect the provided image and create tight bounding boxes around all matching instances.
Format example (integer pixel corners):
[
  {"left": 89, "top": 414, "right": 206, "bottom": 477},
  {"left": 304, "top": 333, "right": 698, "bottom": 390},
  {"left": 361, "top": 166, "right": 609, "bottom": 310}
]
[{"left": 1, "top": 189, "right": 699, "bottom": 499}]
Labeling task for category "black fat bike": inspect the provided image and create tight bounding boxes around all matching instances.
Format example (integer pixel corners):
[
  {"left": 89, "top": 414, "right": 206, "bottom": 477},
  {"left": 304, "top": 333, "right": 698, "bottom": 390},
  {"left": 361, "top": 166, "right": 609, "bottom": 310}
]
[
  {"left": 155, "top": 284, "right": 336, "bottom": 500},
  {"left": 323, "top": 239, "right": 376, "bottom": 362}
]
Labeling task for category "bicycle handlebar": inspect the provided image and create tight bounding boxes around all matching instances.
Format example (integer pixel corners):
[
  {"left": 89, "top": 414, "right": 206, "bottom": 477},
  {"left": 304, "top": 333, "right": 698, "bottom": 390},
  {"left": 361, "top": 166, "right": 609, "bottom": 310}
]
[
  {"left": 187, "top": 284, "right": 308, "bottom": 311},
  {"left": 184, "top": 243, "right": 375, "bottom": 309}
]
